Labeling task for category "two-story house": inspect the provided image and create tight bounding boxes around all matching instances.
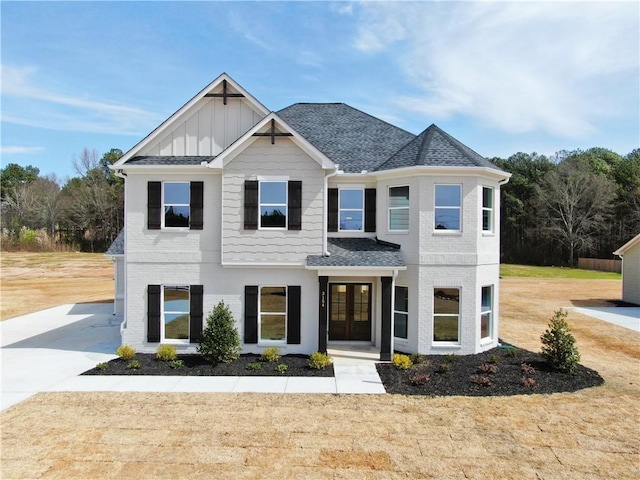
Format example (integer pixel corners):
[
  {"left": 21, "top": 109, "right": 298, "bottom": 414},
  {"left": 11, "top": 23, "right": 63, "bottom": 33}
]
[{"left": 110, "top": 73, "right": 510, "bottom": 360}]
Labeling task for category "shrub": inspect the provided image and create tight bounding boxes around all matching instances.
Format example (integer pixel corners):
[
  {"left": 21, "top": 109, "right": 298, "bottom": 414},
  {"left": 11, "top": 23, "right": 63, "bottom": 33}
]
[
  {"left": 392, "top": 353, "right": 413, "bottom": 370},
  {"left": 520, "top": 363, "right": 536, "bottom": 375},
  {"left": 96, "top": 362, "right": 108, "bottom": 370},
  {"left": 436, "top": 363, "right": 450, "bottom": 374},
  {"left": 308, "top": 352, "right": 332, "bottom": 370},
  {"left": 410, "top": 373, "right": 431, "bottom": 386},
  {"left": 470, "top": 374, "right": 492, "bottom": 386},
  {"left": 126, "top": 360, "right": 141, "bottom": 370},
  {"left": 156, "top": 345, "right": 177, "bottom": 361},
  {"left": 444, "top": 353, "right": 457, "bottom": 363},
  {"left": 261, "top": 347, "right": 281, "bottom": 363},
  {"left": 505, "top": 348, "right": 518, "bottom": 358},
  {"left": 275, "top": 363, "right": 288, "bottom": 373},
  {"left": 477, "top": 363, "right": 498, "bottom": 374},
  {"left": 522, "top": 377, "right": 536, "bottom": 388},
  {"left": 116, "top": 345, "right": 136, "bottom": 360},
  {"left": 488, "top": 354, "right": 501, "bottom": 364},
  {"left": 247, "top": 362, "right": 262, "bottom": 371},
  {"left": 169, "top": 360, "right": 185, "bottom": 369},
  {"left": 197, "top": 301, "right": 241, "bottom": 364},
  {"left": 409, "top": 353, "right": 424, "bottom": 365},
  {"left": 540, "top": 309, "right": 580, "bottom": 373}
]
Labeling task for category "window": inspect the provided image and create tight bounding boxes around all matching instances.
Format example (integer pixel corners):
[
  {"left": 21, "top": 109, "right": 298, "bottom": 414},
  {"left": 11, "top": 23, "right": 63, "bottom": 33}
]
[
  {"left": 259, "top": 286, "right": 287, "bottom": 342},
  {"left": 389, "top": 186, "right": 409, "bottom": 231},
  {"left": 339, "top": 189, "right": 364, "bottom": 231},
  {"left": 435, "top": 185, "right": 461, "bottom": 231},
  {"left": 481, "top": 286, "right": 493, "bottom": 340},
  {"left": 259, "top": 181, "right": 287, "bottom": 228},
  {"left": 433, "top": 288, "right": 460, "bottom": 343},
  {"left": 482, "top": 187, "right": 494, "bottom": 232},
  {"left": 164, "top": 182, "right": 190, "bottom": 228},
  {"left": 163, "top": 286, "right": 190, "bottom": 341},
  {"left": 394, "top": 286, "right": 408, "bottom": 339}
]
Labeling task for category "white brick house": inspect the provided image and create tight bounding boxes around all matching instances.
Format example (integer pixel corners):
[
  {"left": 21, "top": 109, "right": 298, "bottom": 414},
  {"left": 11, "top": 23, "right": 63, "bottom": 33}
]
[
  {"left": 614, "top": 233, "right": 640, "bottom": 305},
  {"left": 110, "top": 73, "right": 510, "bottom": 360}
]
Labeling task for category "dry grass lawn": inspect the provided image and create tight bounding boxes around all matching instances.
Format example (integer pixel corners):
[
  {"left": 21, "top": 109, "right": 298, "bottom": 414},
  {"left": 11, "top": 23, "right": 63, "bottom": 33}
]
[
  {"left": 0, "top": 252, "right": 114, "bottom": 321},
  {"left": 2, "top": 275, "right": 639, "bottom": 479}
]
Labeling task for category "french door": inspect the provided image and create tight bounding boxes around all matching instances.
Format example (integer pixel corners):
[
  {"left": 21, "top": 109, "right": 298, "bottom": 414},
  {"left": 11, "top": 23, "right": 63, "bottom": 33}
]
[{"left": 329, "top": 283, "right": 371, "bottom": 341}]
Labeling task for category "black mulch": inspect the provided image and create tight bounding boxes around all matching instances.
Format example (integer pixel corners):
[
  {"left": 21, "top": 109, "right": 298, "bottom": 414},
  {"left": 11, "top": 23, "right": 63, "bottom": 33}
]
[
  {"left": 82, "top": 354, "right": 334, "bottom": 377},
  {"left": 376, "top": 345, "right": 604, "bottom": 397}
]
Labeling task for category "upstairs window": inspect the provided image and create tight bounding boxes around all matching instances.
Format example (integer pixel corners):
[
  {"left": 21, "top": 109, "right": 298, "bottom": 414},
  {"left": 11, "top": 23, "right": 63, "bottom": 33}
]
[
  {"left": 260, "top": 181, "right": 287, "bottom": 228},
  {"left": 482, "top": 187, "right": 494, "bottom": 232},
  {"left": 389, "top": 186, "right": 409, "bottom": 231},
  {"left": 339, "top": 188, "right": 364, "bottom": 231},
  {"left": 435, "top": 185, "right": 461, "bottom": 231},
  {"left": 164, "top": 182, "right": 190, "bottom": 228}
]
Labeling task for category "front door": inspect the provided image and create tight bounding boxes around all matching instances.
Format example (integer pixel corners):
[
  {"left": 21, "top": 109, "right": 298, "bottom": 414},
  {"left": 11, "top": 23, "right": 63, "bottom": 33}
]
[{"left": 329, "top": 283, "right": 371, "bottom": 341}]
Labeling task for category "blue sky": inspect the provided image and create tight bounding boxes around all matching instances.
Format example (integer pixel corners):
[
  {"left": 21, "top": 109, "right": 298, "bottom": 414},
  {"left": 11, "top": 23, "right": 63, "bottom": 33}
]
[{"left": 1, "top": 0, "right": 638, "bottom": 180}]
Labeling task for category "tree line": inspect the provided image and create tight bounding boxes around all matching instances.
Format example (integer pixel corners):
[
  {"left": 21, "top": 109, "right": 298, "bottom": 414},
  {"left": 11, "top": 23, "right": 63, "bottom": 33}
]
[{"left": 1, "top": 146, "right": 638, "bottom": 265}]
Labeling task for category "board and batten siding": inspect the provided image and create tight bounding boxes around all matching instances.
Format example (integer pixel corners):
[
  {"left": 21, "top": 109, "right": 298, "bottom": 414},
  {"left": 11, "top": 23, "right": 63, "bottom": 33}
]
[
  {"left": 222, "top": 137, "right": 324, "bottom": 264},
  {"left": 138, "top": 97, "right": 264, "bottom": 157}
]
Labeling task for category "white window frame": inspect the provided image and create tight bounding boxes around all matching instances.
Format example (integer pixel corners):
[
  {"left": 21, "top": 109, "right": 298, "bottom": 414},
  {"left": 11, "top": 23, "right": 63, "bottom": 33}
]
[
  {"left": 480, "top": 285, "right": 493, "bottom": 343},
  {"left": 482, "top": 186, "right": 494, "bottom": 233},
  {"left": 162, "top": 181, "right": 190, "bottom": 230},
  {"left": 394, "top": 285, "right": 409, "bottom": 340},
  {"left": 388, "top": 185, "right": 410, "bottom": 232},
  {"left": 259, "top": 180, "right": 288, "bottom": 230},
  {"left": 258, "top": 285, "right": 287, "bottom": 344},
  {"left": 161, "top": 285, "right": 190, "bottom": 343},
  {"left": 434, "top": 184, "right": 462, "bottom": 232},
  {"left": 432, "top": 287, "right": 461, "bottom": 346},
  {"left": 338, "top": 187, "right": 365, "bottom": 232}
]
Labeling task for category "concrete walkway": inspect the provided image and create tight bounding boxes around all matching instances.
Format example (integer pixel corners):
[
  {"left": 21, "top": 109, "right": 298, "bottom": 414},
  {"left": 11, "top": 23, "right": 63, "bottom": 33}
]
[
  {"left": 1, "top": 304, "right": 385, "bottom": 411},
  {"left": 570, "top": 306, "right": 640, "bottom": 332}
]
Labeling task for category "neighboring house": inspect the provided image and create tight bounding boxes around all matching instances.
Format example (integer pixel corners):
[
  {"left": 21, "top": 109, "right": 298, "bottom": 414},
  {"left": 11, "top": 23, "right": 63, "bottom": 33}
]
[
  {"left": 109, "top": 73, "right": 510, "bottom": 360},
  {"left": 614, "top": 233, "right": 640, "bottom": 305}
]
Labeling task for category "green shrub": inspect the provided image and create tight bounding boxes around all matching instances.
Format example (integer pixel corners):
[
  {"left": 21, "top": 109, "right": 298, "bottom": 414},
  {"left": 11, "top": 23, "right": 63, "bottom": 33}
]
[
  {"left": 96, "top": 362, "right": 108, "bottom": 370},
  {"left": 436, "top": 363, "right": 450, "bottom": 374},
  {"left": 392, "top": 353, "right": 413, "bottom": 370},
  {"left": 247, "top": 362, "right": 262, "bottom": 371},
  {"left": 169, "top": 360, "right": 185, "bottom": 369},
  {"left": 126, "top": 360, "right": 141, "bottom": 370},
  {"left": 409, "top": 353, "right": 424, "bottom": 365},
  {"left": 540, "top": 309, "right": 580, "bottom": 373},
  {"left": 488, "top": 354, "right": 501, "bottom": 364},
  {"left": 116, "top": 345, "right": 136, "bottom": 360},
  {"left": 156, "top": 345, "right": 177, "bottom": 361},
  {"left": 444, "top": 353, "right": 457, "bottom": 363},
  {"left": 308, "top": 352, "right": 332, "bottom": 370},
  {"left": 197, "top": 301, "right": 241, "bottom": 364},
  {"left": 505, "top": 348, "right": 518, "bottom": 358},
  {"left": 275, "top": 363, "right": 288, "bottom": 373},
  {"left": 260, "top": 347, "right": 281, "bottom": 363}
]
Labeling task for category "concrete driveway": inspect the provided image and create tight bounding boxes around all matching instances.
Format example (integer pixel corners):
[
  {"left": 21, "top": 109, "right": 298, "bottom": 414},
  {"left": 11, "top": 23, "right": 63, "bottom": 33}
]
[
  {"left": 570, "top": 306, "right": 640, "bottom": 332},
  {"left": 1, "top": 303, "right": 120, "bottom": 411}
]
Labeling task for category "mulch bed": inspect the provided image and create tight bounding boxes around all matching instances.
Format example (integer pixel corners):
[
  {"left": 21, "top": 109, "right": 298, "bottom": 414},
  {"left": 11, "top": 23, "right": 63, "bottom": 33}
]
[
  {"left": 82, "top": 354, "right": 334, "bottom": 377},
  {"left": 376, "top": 345, "right": 604, "bottom": 396}
]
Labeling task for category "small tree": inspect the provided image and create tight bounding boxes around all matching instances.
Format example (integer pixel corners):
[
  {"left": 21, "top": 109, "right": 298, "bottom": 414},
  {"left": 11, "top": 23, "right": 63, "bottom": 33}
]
[
  {"left": 197, "top": 301, "right": 241, "bottom": 364},
  {"left": 540, "top": 309, "right": 580, "bottom": 373}
]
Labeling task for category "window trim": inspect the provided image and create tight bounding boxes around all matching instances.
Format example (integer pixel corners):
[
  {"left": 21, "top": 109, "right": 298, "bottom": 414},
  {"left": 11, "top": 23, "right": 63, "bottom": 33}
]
[
  {"left": 388, "top": 185, "right": 410, "bottom": 233},
  {"left": 161, "top": 285, "right": 190, "bottom": 344},
  {"left": 258, "top": 180, "right": 288, "bottom": 230},
  {"left": 434, "top": 184, "right": 462, "bottom": 233},
  {"left": 432, "top": 287, "right": 461, "bottom": 346},
  {"left": 162, "top": 181, "right": 191, "bottom": 230},
  {"left": 338, "top": 187, "right": 365, "bottom": 232},
  {"left": 480, "top": 285, "right": 493, "bottom": 344},
  {"left": 393, "top": 285, "right": 409, "bottom": 340},
  {"left": 482, "top": 186, "right": 494, "bottom": 233},
  {"left": 258, "top": 285, "right": 288, "bottom": 344}
]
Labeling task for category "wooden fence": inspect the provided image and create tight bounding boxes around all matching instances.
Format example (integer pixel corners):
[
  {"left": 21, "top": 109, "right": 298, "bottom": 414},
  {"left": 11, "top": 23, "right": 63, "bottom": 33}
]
[{"left": 578, "top": 257, "right": 622, "bottom": 273}]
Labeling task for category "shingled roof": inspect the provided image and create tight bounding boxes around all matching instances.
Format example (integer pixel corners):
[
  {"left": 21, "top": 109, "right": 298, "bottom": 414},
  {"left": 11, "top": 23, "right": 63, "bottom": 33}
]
[
  {"left": 126, "top": 156, "right": 214, "bottom": 166},
  {"left": 376, "top": 124, "right": 503, "bottom": 172},
  {"left": 306, "top": 238, "right": 405, "bottom": 268},
  {"left": 278, "top": 103, "right": 415, "bottom": 173},
  {"left": 105, "top": 229, "right": 125, "bottom": 256}
]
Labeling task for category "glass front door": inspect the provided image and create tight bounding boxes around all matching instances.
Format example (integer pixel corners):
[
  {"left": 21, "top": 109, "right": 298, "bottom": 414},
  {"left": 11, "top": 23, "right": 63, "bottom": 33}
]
[{"left": 329, "top": 283, "right": 371, "bottom": 341}]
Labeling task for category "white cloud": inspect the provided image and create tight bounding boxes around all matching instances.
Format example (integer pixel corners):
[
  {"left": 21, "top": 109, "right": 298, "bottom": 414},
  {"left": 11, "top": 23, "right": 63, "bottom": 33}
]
[
  {"left": 353, "top": 1, "right": 639, "bottom": 139},
  {"left": 0, "top": 146, "right": 45, "bottom": 154},
  {"left": 0, "top": 64, "right": 161, "bottom": 135}
]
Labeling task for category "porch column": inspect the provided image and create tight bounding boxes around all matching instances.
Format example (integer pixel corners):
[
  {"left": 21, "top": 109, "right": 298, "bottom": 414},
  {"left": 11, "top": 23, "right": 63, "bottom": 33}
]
[
  {"left": 318, "top": 276, "right": 329, "bottom": 353},
  {"left": 380, "top": 276, "right": 392, "bottom": 361}
]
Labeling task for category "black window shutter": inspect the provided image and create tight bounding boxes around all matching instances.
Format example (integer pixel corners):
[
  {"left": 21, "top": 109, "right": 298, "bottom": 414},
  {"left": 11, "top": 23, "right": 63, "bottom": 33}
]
[
  {"left": 189, "top": 285, "right": 203, "bottom": 343},
  {"left": 328, "top": 188, "right": 338, "bottom": 232},
  {"left": 288, "top": 181, "right": 302, "bottom": 231},
  {"left": 244, "top": 285, "right": 258, "bottom": 343},
  {"left": 287, "top": 286, "right": 301, "bottom": 344},
  {"left": 244, "top": 181, "right": 258, "bottom": 230},
  {"left": 148, "top": 182, "right": 162, "bottom": 230},
  {"left": 147, "top": 285, "right": 161, "bottom": 342},
  {"left": 365, "top": 188, "right": 377, "bottom": 232},
  {"left": 190, "top": 182, "right": 203, "bottom": 230}
]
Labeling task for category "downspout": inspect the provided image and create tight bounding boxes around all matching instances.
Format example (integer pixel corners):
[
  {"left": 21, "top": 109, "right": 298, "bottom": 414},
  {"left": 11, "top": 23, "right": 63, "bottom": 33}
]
[
  {"left": 114, "top": 169, "right": 127, "bottom": 340},
  {"left": 323, "top": 164, "right": 340, "bottom": 256},
  {"left": 390, "top": 269, "right": 399, "bottom": 358}
]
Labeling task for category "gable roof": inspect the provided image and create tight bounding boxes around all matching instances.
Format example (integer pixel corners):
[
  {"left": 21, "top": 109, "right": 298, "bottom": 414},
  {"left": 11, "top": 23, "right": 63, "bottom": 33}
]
[
  {"left": 376, "top": 124, "right": 504, "bottom": 172},
  {"left": 125, "top": 156, "right": 214, "bottom": 166},
  {"left": 614, "top": 233, "right": 640, "bottom": 256},
  {"left": 277, "top": 103, "right": 415, "bottom": 173},
  {"left": 105, "top": 229, "right": 124, "bottom": 256}
]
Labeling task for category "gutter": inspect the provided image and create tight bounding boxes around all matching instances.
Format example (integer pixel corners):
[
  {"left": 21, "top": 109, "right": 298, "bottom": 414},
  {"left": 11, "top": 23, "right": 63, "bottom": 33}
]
[{"left": 323, "top": 165, "right": 340, "bottom": 256}]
